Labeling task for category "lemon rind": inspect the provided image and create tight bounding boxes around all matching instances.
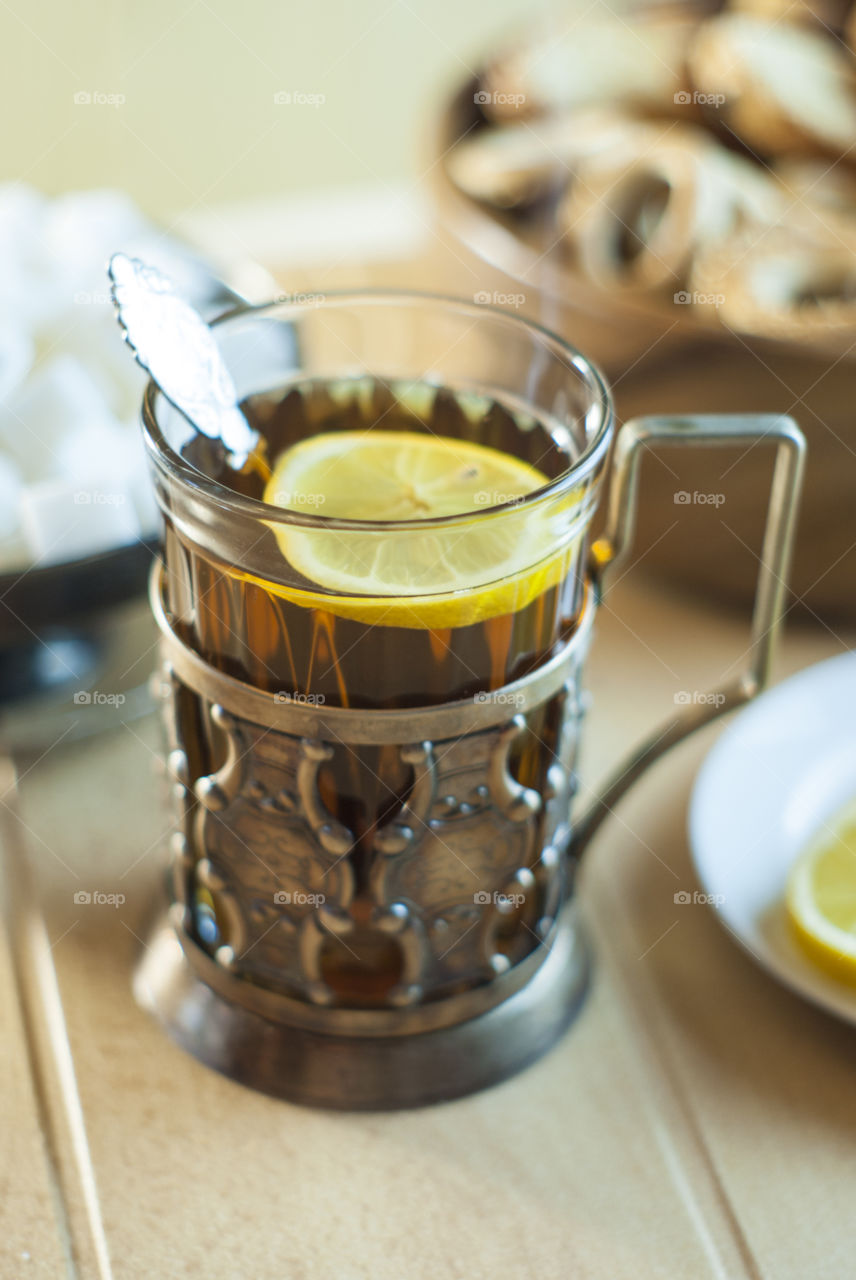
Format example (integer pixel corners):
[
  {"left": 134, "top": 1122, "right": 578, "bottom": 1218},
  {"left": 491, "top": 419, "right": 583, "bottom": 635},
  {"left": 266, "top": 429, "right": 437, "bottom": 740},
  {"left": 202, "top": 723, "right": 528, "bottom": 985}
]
[
  {"left": 258, "top": 429, "right": 582, "bottom": 628},
  {"left": 786, "top": 843, "right": 856, "bottom": 988}
]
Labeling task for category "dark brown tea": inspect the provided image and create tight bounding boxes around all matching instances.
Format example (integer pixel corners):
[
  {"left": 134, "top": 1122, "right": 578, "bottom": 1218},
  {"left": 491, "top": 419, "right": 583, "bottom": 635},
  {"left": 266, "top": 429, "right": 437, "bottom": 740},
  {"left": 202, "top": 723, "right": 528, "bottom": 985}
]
[
  {"left": 163, "top": 377, "right": 584, "bottom": 704},
  {"left": 160, "top": 377, "right": 591, "bottom": 988}
]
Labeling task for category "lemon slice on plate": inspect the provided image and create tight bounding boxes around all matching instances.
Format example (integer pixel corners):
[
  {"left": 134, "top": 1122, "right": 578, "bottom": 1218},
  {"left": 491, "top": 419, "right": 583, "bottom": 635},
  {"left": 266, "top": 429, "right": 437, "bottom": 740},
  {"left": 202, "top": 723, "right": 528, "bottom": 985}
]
[
  {"left": 259, "top": 429, "right": 579, "bottom": 629},
  {"left": 787, "top": 814, "right": 856, "bottom": 987}
]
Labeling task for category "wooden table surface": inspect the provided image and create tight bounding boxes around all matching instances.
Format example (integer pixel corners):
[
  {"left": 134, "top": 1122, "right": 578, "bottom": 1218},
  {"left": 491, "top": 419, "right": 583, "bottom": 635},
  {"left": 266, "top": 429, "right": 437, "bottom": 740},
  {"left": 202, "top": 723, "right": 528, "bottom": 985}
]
[
  {"left": 3, "top": 574, "right": 853, "bottom": 1280},
  {"left": 1, "top": 224, "right": 855, "bottom": 1279}
]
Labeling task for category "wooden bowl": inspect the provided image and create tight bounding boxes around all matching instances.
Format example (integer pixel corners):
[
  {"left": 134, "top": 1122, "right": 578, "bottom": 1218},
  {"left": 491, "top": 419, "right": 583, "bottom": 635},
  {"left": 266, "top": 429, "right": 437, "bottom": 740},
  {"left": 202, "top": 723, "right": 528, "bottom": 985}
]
[{"left": 431, "top": 78, "right": 856, "bottom": 622}]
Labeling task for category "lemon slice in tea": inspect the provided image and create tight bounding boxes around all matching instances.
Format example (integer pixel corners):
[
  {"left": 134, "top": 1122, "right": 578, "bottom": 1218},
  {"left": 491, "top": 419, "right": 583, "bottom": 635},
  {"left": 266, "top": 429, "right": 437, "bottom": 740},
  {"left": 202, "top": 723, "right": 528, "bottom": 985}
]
[
  {"left": 787, "top": 812, "right": 856, "bottom": 987},
  {"left": 261, "top": 430, "right": 577, "bottom": 628}
]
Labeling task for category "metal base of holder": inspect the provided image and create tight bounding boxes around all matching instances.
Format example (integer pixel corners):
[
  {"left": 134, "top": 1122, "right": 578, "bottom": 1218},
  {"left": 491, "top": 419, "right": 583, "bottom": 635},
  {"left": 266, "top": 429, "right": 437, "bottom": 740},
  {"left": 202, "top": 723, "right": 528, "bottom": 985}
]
[{"left": 133, "top": 906, "right": 590, "bottom": 1110}]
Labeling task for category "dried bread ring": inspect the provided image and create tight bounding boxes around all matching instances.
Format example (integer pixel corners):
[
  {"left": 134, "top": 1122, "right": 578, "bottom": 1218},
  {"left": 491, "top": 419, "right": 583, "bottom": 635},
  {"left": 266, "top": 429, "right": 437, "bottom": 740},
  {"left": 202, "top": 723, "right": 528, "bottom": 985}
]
[
  {"left": 774, "top": 158, "right": 856, "bottom": 211},
  {"left": 773, "top": 157, "right": 856, "bottom": 239},
  {"left": 480, "top": 9, "right": 696, "bottom": 124},
  {"left": 560, "top": 132, "right": 782, "bottom": 290},
  {"left": 447, "top": 108, "right": 647, "bottom": 209},
  {"left": 692, "top": 227, "right": 856, "bottom": 349},
  {"left": 688, "top": 15, "right": 856, "bottom": 156},
  {"left": 446, "top": 109, "right": 638, "bottom": 210}
]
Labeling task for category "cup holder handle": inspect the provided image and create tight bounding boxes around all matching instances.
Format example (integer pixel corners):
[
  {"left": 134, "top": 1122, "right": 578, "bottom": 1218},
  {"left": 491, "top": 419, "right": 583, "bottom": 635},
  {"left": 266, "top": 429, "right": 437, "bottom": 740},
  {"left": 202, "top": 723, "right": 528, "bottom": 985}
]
[{"left": 569, "top": 413, "right": 806, "bottom": 862}]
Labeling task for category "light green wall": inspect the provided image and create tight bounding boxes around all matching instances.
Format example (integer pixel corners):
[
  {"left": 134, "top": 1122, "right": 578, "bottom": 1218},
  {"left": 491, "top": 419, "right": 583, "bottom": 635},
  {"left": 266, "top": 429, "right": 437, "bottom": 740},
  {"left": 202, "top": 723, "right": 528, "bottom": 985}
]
[{"left": 3, "top": 0, "right": 536, "bottom": 219}]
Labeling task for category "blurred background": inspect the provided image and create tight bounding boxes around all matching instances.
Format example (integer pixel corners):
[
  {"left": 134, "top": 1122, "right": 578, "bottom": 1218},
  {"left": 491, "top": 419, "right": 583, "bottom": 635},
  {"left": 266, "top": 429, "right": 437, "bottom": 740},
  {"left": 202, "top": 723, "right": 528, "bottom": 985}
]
[
  {"left": 0, "top": 0, "right": 531, "bottom": 214},
  {"left": 4, "top": 9, "right": 855, "bottom": 1267},
  {"left": 0, "top": 0, "right": 533, "bottom": 730},
  {"left": 4, "top": 0, "right": 856, "bottom": 735}
]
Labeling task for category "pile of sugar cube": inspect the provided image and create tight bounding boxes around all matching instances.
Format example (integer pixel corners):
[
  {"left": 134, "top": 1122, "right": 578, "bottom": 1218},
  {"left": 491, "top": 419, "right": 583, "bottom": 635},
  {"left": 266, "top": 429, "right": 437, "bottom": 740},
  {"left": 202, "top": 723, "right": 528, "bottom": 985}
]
[{"left": 0, "top": 184, "right": 161, "bottom": 572}]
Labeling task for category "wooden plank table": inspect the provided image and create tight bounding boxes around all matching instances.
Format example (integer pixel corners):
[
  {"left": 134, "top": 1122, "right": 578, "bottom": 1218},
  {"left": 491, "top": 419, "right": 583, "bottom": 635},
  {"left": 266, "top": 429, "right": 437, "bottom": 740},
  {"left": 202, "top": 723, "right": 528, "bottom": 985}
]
[
  {"left": 3, "top": 572, "right": 853, "bottom": 1280},
  {"left": 2, "top": 223, "right": 854, "bottom": 1278}
]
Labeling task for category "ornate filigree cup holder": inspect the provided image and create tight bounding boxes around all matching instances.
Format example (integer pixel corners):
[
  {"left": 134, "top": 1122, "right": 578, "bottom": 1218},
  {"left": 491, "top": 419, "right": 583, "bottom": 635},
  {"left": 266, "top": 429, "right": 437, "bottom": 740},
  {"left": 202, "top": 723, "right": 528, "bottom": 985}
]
[
  {"left": 133, "top": 290, "right": 805, "bottom": 1110},
  {"left": 137, "top": 568, "right": 596, "bottom": 1108},
  {"left": 138, "top": 412, "right": 803, "bottom": 1110}
]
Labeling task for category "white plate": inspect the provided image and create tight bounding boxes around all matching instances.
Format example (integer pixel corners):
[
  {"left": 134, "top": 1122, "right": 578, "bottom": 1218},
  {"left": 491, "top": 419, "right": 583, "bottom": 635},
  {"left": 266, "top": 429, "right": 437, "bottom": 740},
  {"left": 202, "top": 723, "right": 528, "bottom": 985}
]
[{"left": 689, "top": 651, "right": 856, "bottom": 1025}]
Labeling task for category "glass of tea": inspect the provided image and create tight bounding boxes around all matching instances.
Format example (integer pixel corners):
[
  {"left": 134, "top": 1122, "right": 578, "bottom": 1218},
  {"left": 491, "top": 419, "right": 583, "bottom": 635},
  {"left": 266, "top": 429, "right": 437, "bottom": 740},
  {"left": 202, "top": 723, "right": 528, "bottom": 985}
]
[{"left": 136, "top": 291, "right": 804, "bottom": 1108}]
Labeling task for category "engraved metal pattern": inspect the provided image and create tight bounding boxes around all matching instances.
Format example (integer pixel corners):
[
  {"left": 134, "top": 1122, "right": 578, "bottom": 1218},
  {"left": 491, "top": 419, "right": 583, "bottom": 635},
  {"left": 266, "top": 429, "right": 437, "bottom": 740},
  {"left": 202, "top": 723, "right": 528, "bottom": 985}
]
[
  {"left": 151, "top": 662, "right": 195, "bottom": 934},
  {"left": 189, "top": 716, "right": 357, "bottom": 1006},
  {"left": 152, "top": 572, "right": 591, "bottom": 1030}
]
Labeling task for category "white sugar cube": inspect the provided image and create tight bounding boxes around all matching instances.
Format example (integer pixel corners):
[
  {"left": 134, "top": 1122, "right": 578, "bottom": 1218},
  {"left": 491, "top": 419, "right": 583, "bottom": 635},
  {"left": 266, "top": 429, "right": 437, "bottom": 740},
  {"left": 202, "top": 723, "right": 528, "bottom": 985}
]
[
  {"left": 0, "top": 183, "right": 167, "bottom": 572},
  {"left": 44, "top": 189, "right": 149, "bottom": 290},
  {"left": 128, "top": 440, "right": 160, "bottom": 536},
  {"left": 0, "top": 267, "right": 64, "bottom": 332},
  {"left": 0, "top": 185, "right": 49, "bottom": 280},
  {"left": 19, "top": 477, "right": 140, "bottom": 564},
  {"left": 0, "top": 184, "right": 47, "bottom": 244},
  {"left": 0, "top": 185, "right": 60, "bottom": 330},
  {"left": 0, "top": 355, "right": 115, "bottom": 479},
  {"left": 0, "top": 453, "right": 22, "bottom": 541},
  {"left": 131, "top": 472, "right": 159, "bottom": 537},
  {"left": 55, "top": 418, "right": 137, "bottom": 487},
  {"left": 54, "top": 309, "right": 145, "bottom": 421},
  {"left": 0, "top": 325, "right": 34, "bottom": 402}
]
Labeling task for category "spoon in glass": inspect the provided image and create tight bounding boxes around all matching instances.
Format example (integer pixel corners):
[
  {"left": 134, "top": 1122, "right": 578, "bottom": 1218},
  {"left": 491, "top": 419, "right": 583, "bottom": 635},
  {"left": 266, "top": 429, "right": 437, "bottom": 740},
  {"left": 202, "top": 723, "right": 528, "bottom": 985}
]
[{"left": 108, "top": 251, "right": 259, "bottom": 468}]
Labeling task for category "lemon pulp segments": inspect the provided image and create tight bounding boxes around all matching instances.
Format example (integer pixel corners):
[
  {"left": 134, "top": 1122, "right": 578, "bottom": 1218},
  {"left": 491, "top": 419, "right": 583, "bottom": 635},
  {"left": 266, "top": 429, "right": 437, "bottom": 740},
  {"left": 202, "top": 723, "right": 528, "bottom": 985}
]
[
  {"left": 260, "top": 430, "right": 582, "bottom": 629},
  {"left": 787, "top": 807, "right": 856, "bottom": 987}
]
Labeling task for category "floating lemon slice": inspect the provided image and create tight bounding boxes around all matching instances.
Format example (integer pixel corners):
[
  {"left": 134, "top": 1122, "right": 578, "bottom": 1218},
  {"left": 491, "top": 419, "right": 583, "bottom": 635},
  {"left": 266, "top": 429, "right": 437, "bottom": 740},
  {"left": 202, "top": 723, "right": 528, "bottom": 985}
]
[
  {"left": 787, "top": 813, "right": 856, "bottom": 987},
  {"left": 259, "top": 429, "right": 579, "bottom": 629}
]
